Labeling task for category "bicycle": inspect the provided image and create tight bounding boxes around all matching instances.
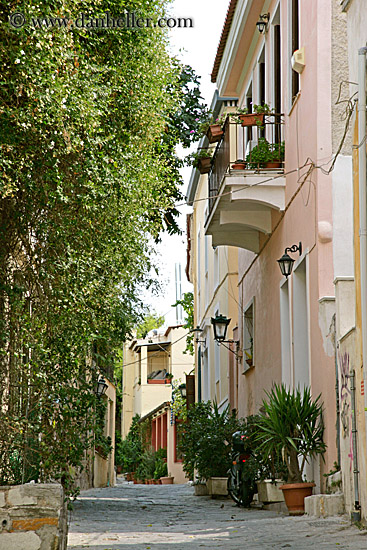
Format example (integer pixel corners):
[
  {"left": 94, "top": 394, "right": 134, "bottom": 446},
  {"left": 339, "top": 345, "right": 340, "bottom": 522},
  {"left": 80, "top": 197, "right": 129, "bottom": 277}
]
[{"left": 227, "top": 431, "right": 255, "bottom": 506}]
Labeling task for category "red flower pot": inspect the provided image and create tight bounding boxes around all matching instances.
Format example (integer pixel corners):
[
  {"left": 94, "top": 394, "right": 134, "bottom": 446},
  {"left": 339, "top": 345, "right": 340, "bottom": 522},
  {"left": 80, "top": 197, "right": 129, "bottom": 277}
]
[
  {"left": 206, "top": 124, "right": 223, "bottom": 144},
  {"left": 239, "top": 113, "right": 264, "bottom": 127},
  {"left": 280, "top": 482, "right": 315, "bottom": 515}
]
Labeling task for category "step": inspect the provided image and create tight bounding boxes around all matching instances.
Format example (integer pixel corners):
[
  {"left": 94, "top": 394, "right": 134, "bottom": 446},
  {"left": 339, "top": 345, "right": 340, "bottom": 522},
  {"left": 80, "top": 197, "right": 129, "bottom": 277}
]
[{"left": 305, "top": 494, "right": 345, "bottom": 518}]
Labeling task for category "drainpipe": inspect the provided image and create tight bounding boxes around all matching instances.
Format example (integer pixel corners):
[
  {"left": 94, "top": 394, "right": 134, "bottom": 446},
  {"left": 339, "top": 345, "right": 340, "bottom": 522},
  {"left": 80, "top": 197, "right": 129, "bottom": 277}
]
[
  {"left": 333, "top": 315, "right": 341, "bottom": 467},
  {"left": 197, "top": 346, "right": 202, "bottom": 403},
  {"left": 350, "top": 370, "right": 361, "bottom": 521},
  {"left": 358, "top": 46, "right": 367, "bottom": 522}
]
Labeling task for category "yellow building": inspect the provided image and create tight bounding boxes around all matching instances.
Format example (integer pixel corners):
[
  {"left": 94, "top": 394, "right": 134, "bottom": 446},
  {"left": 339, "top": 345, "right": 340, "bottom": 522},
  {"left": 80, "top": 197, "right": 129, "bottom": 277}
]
[{"left": 122, "top": 325, "right": 193, "bottom": 483}]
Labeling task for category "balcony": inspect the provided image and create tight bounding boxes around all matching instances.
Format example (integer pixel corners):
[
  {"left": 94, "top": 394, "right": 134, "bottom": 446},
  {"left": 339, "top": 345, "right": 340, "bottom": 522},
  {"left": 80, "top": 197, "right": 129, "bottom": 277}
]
[{"left": 205, "top": 115, "right": 285, "bottom": 252}]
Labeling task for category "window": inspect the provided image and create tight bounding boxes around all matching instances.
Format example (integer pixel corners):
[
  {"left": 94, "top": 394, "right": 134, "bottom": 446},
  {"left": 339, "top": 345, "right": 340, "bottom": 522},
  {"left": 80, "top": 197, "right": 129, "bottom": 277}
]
[
  {"left": 243, "top": 301, "right": 254, "bottom": 372},
  {"left": 204, "top": 229, "right": 209, "bottom": 307},
  {"left": 280, "top": 280, "right": 292, "bottom": 386},
  {"left": 292, "top": 258, "right": 310, "bottom": 388},
  {"left": 214, "top": 247, "right": 219, "bottom": 289},
  {"left": 272, "top": 6, "right": 281, "bottom": 142},
  {"left": 258, "top": 48, "right": 266, "bottom": 139},
  {"left": 291, "top": 0, "right": 299, "bottom": 102}
]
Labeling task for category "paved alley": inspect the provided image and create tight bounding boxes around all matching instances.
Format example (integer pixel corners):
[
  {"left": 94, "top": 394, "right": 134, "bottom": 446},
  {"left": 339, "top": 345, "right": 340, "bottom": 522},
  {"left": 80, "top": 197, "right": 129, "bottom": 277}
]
[{"left": 67, "top": 481, "right": 367, "bottom": 550}]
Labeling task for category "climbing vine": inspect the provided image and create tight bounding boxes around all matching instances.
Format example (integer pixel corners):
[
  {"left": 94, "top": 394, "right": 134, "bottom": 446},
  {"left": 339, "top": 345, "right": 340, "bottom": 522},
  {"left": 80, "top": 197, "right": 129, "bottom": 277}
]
[{"left": 0, "top": 0, "right": 207, "bottom": 493}]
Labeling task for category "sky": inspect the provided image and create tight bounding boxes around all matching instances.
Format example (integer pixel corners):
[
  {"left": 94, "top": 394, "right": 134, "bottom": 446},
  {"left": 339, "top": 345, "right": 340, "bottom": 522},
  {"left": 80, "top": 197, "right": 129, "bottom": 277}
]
[{"left": 142, "top": 0, "right": 229, "bottom": 327}]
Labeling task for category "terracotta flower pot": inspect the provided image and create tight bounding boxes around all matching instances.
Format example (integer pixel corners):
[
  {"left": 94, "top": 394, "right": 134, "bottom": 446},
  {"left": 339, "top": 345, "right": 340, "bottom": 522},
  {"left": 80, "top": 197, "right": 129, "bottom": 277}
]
[
  {"left": 264, "top": 160, "right": 281, "bottom": 169},
  {"left": 196, "top": 157, "right": 212, "bottom": 174},
  {"left": 160, "top": 476, "right": 174, "bottom": 484},
  {"left": 206, "top": 124, "right": 224, "bottom": 143},
  {"left": 231, "top": 162, "right": 246, "bottom": 170},
  {"left": 280, "top": 482, "right": 315, "bottom": 515},
  {"left": 239, "top": 113, "right": 264, "bottom": 127}
]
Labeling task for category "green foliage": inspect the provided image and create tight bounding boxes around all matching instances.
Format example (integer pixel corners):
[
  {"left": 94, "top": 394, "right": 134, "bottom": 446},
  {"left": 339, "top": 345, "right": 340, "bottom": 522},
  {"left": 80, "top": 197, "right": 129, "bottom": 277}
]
[
  {"left": 136, "top": 312, "right": 164, "bottom": 339},
  {"left": 172, "top": 291, "right": 194, "bottom": 355},
  {"left": 154, "top": 455, "right": 168, "bottom": 479},
  {"left": 255, "top": 384, "right": 326, "bottom": 483},
  {"left": 0, "top": 0, "right": 207, "bottom": 495},
  {"left": 171, "top": 379, "right": 187, "bottom": 422},
  {"left": 135, "top": 448, "right": 156, "bottom": 481},
  {"left": 251, "top": 103, "right": 274, "bottom": 114},
  {"left": 188, "top": 148, "right": 214, "bottom": 169},
  {"left": 246, "top": 139, "right": 285, "bottom": 168},
  {"left": 115, "top": 414, "right": 143, "bottom": 472},
  {"left": 180, "top": 401, "right": 240, "bottom": 481}
]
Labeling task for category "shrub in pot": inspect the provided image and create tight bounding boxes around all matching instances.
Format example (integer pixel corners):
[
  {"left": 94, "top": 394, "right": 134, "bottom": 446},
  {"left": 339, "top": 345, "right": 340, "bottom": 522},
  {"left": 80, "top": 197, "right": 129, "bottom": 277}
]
[
  {"left": 180, "top": 401, "right": 240, "bottom": 495},
  {"left": 246, "top": 138, "right": 285, "bottom": 169},
  {"left": 255, "top": 384, "right": 326, "bottom": 514}
]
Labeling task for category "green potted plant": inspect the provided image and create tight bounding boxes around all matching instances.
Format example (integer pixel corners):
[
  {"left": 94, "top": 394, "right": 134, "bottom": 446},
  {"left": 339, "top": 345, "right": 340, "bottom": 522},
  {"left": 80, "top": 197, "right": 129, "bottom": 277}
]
[
  {"left": 180, "top": 401, "right": 241, "bottom": 497},
  {"left": 255, "top": 384, "right": 326, "bottom": 515},
  {"left": 239, "top": 103, "right": 274, "bottom": 127},
  {"left": 189, "top": 148, "right": 214, "bottom": 175},
  {"left": 198, "top": 112, "right": 227, "bottom": 143},
  {"left": 246, "top": 139, "right": 285, "bottom": 170},
  {"left": 231, "top": 158, "right": 246, "bottom": 170}
]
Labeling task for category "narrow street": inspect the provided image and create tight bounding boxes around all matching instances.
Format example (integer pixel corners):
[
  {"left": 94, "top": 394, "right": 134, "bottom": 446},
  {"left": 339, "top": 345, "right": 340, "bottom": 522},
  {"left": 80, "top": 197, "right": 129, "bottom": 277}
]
[{"left": 67, "top": 481, "right": 367, "bottom": 550}]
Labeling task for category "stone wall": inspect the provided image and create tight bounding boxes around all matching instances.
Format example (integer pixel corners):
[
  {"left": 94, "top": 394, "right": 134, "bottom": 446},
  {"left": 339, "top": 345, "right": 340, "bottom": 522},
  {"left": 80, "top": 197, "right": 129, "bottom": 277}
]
[{"left": 0, "top": 483, "right": 67, "bottom": 550}]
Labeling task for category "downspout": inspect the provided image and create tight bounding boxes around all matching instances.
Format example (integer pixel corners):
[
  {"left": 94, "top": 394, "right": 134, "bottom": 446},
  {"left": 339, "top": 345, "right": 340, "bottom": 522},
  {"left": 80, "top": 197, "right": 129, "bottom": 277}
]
[
  {"left": 333, "top": 315, "right": 341, "bottom": 467},
  {"left": 358, "top": 46, "right": 367, "bottom": 522},
  {"left": 350, "top": 370, "right": 361, "bottom": 521},
  {"left": 197, "top": 346, "right": 202, "bottom": 403}
]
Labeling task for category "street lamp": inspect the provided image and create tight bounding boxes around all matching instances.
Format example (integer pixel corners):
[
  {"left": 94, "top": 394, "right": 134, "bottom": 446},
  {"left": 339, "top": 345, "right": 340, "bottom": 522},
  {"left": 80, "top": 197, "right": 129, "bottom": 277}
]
[
  {"left": 211, "top": 314, "right": 231, "bottom": 342},
  {"left": 256, "top": 13, "right": 270, "bottom": 34},
  {"left": 191, "top": 325, "right": 205, "bottom": 344},
  {"left": 95, "top": 376, "right": 108, "bottom": 398},
  {"left": 178, "top": 383, "right": 187, "bottom": 399},
  {"left": 277, "top": 242, "right": 302, "bottom": 278},
  {"left": 211, "top": 314, "right": 239, "bottom": 358}
]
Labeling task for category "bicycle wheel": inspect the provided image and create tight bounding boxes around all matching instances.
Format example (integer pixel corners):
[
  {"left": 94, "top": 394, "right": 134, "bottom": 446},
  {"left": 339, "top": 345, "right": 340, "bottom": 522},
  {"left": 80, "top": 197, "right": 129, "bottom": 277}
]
[{"left": 227, "top": 467, "right": 242, "bottom": 505}]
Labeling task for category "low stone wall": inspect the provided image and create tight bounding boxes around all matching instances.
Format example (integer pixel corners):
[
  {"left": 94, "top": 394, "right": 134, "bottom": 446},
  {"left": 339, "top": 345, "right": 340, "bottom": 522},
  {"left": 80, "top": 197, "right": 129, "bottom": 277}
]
[{"left": 0, "top": 483, "right": 68, "bottom": 550}]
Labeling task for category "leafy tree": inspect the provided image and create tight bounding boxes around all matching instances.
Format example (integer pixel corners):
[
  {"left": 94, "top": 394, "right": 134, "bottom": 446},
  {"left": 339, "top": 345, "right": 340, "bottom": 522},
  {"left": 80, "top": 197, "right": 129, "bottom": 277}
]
[
  {"left": 136, "top": 312, "right": 165, "bottom": 339},
  {"left": 0, "top": 0, "right": 207, "bottom": 495},
  {"left": 172, "top": 291, "right": 194, "bottom": 354}
]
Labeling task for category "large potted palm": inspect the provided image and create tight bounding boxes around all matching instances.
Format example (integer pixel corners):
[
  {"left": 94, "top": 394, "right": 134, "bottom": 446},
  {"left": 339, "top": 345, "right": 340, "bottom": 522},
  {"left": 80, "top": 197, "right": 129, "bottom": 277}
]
[{"left": 255, "top": 384, "right": 326, "bottom": 515}]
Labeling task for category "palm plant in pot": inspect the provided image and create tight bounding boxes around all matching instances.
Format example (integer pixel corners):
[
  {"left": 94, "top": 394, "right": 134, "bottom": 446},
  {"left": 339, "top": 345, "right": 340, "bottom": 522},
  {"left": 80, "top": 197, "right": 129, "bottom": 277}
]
[{"left": 255, "top": 384, "right": 326, "bottom": 515}]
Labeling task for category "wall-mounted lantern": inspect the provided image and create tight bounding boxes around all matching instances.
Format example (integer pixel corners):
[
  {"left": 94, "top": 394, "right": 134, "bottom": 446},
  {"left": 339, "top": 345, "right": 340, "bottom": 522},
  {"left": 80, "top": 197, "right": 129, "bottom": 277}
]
[
  {"left": 256, "top": 13, "right": 270, "bottom": 34},
  {"left": 277, "top": 242, "right": 302, "bottom": 278},
  {"left": 95, "top": 376, "right": 108, "bottom": 398},
  {"left": 211, "top": 314, "right": 231, "bottom": 342}
]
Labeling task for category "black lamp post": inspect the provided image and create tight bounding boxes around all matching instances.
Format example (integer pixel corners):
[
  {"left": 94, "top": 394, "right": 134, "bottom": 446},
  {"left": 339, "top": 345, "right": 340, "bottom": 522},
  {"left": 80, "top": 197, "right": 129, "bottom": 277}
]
[
  {"left": 277, "top": 242, "right": 302, "bottom": 278},
  {"left": 211, "top": 314, "right": 231, "bottom": 342},
  {"left": 178, "top": 383, "right": 187, "bottom": 399},
  {"left": 256, "top": 13, "right": 270, "bottom": 34},
  {"left": 95, "top": 376, "right": 108, "bottom": 397}
]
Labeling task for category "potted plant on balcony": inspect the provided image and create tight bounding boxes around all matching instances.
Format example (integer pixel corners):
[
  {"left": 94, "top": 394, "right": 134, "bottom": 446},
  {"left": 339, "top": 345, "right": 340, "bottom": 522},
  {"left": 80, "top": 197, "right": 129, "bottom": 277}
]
[
  {"left": 239, "top": 103, "right": 273, "bottom": 127},
  {"left": 190, "top": 148, "right": 214, "bottom": 175},
  {"left": 198, "top": 112, "right": 227, "bottom": 143},
  {"left": 245, "top": 139, "right": 285, "bottom": 170},
  {"left": 255, "top": 384, "right": 326, "bottom": 515},
  {"left": 231, "top": 159, "right": 246, "bottom": 170}
]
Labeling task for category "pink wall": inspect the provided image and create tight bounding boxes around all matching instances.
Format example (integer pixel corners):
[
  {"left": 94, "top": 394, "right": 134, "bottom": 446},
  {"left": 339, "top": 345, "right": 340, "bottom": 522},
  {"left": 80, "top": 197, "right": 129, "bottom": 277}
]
[{"left": 236, "top": 0, "right": 337, "bottom": 485}]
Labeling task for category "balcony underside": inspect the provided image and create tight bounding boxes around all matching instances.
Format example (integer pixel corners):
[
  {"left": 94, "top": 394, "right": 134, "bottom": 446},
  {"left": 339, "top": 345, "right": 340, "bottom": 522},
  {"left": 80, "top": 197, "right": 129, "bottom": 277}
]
[{"left": 205, "top": 171, "right": 285, "bottom": 252}]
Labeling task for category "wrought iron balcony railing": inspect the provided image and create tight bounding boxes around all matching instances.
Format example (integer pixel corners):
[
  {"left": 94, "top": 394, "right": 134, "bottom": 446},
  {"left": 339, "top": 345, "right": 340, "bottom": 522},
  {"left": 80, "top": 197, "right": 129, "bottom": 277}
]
[{"left": 207, "top": 114, "right": 284, "bottom": 218}]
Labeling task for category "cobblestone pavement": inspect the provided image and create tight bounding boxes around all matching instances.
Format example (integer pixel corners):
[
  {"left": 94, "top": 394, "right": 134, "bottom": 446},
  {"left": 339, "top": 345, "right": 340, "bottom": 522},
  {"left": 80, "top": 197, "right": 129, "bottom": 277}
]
[{"left": 67, "top": 481, "right": 367, "bottom": 550}]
